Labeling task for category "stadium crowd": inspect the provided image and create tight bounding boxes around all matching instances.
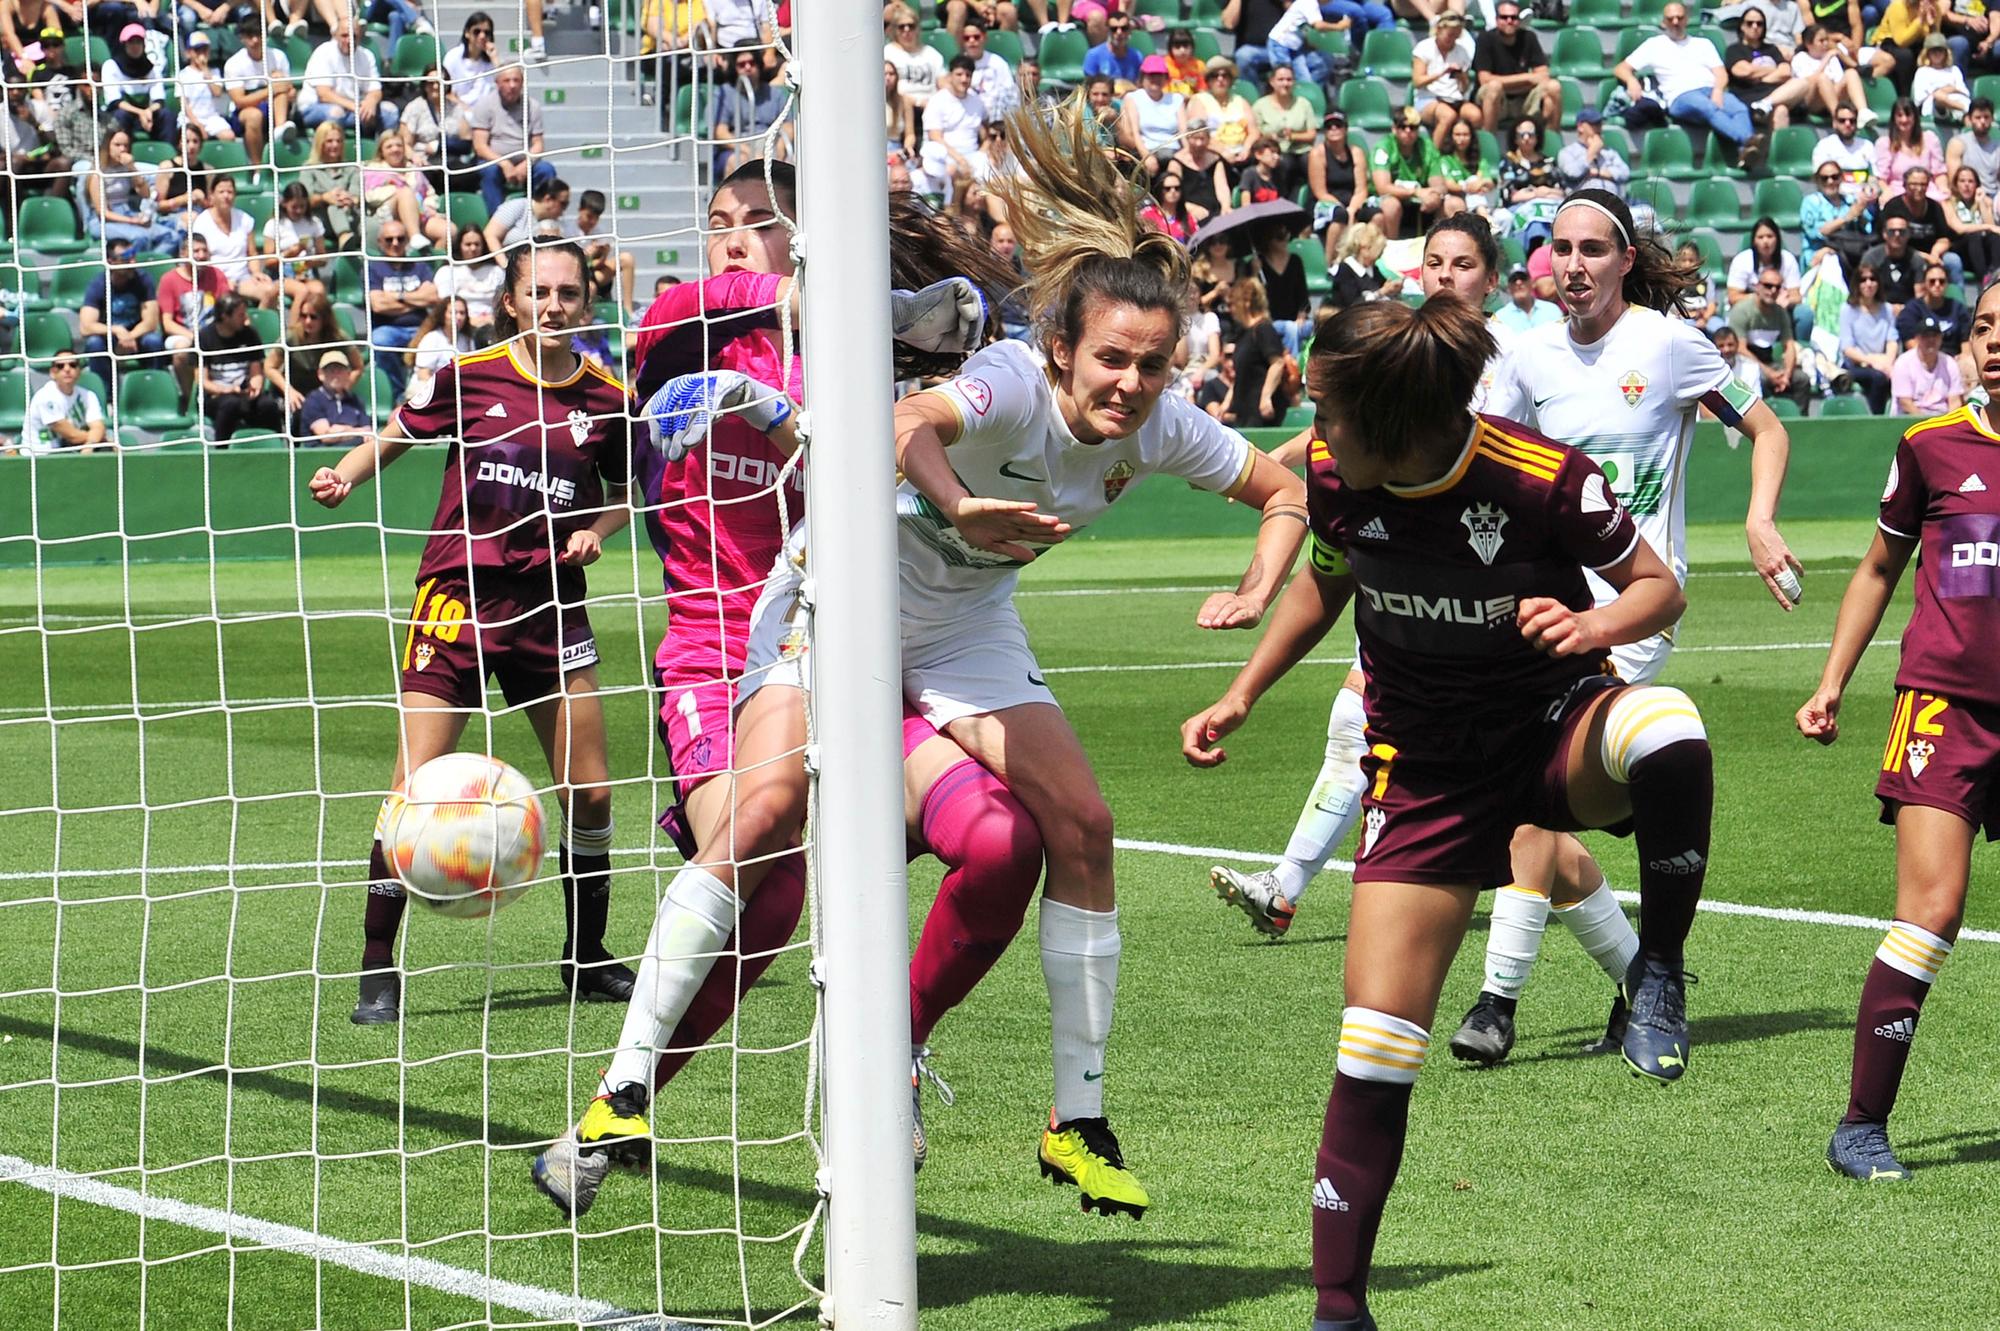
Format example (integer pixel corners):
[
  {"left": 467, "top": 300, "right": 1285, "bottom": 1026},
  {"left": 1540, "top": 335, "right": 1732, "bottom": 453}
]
[
  {"left": 0, "top": 0, "right": 687, "bottom": 453},
  {"left": 886, "top": 0, "right": 2000, "bottom": 428}
]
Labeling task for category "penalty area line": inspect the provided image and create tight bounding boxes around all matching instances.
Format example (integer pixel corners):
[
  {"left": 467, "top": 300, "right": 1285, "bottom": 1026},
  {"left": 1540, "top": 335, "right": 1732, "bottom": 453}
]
[
  {"left": 0, "top": 1154, "right": 692, "bottom": 1331},
  {"left": 1113, "top": 836, "right": 2000, "bottom": 944}
]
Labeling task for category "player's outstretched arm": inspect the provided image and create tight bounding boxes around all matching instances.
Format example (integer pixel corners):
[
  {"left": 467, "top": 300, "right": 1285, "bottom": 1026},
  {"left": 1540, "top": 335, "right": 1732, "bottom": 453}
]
[
  {"left": 894, "top": 391, "right": 1069, "bottom": 562},
  {"left": 1197, "top": 451, "right": 1308, "bottom": 630},
  {"left": 1797, "top": 527, "right": 1917, "bottom": 744},
  {"left": 1182, "top": 559, "right": 1355, "bottom": 768},
  {"left": 1518, "top": 538, "right": 1684, "bottom": 659},
  {"left": 1738, "top": 397, "right": 1805, "bottom": 609},
  {"left": 307, "top": 415, "right": 419, "bottom": 508}
]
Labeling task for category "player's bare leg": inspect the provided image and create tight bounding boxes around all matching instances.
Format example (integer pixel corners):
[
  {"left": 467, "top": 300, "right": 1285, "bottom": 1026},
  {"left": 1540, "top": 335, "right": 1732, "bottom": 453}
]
[
  {"left": 1314, "top": 879, "right": 1475, "bottom": 1329},
  {"left": 945, "top": 702, "right": 1148, "bottom": 1218},
  {"left": 354, "top": 695, "right": 469, "bottom": 1025},
  {"left": 1830, "top": 804, "right": 1970, "bottom": 1181},
  {"left": 525, "top": 666, "right": 634, "bottom": 1001}
]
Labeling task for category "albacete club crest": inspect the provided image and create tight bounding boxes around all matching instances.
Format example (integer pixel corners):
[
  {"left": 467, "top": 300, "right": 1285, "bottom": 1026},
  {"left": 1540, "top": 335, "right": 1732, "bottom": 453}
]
[
  {"left": 1461, "top": 502, "right": 1509, "bottom": 566},
  {"left": 413, "top": 642, "right": 435, "bottom": 671},
  {"left": 1618, "top": 370, "right": 1649, "bottom": 407},
  {"left": 1907, "top": 739, "right": 1934, "bottom": 778},
  {"left": 1103, "top": 459, "right": 1136, "bottom": 504},
  {"left": 567, "top": 408, "right": 592, "bottom": 449}
]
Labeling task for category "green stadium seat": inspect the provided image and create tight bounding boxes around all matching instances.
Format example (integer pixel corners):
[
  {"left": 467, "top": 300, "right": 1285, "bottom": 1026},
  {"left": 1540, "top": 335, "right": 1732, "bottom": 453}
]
[
  {"left": 200, "top": 139, "right": 251, "bottom": 174},
  {"left": 1280, "top": 403, "right": 1315, "bottom": 429},
  {"left": 119, "top": 369, "right": 197, "bottom": 433},
  {"left": 1550, "top": 29, "right": 1608, "bottom": 80},
  {"left": 273, "top": 134, "right": 311, "bottom": 171},
  {"left": 1752, "top": 177, "right": 1805, "bottom": 223},
  {"left": 1600, "top": 124, "right": 1634, "bottom": 160},
  {"left": 446, "top": 192, "right": 490, "bottom": 231},
  {"left": 0, "top": 264, "right": 48, "bottom": 317},
  {"left": 1135, "top": 0, "right": 1183, "bottom": 16},
  {"left": 922, "top": 29, "right": 956, "bottom": 61},
  {"left": 1975, "top": 73, "right": 2000, "bottom": 106},
  {"left": 1127, "top": 30, "right": 1157, "bottom": 55},
  {"left": 0, "top": 368, "right": 28, "bottom": 433},
  {"left": 986, "top": 29, "right": 1025, "bottom": 65},
  {"left": 391, "top": 32, "right": 443, "bottom": 77},
  {"left": 248, "top": 307, "right": 282, "bottom": 350},
  {"left": 1304, "top": 26, "right": 1350, "bottom": 60},
  {"left": 1640, "top": 126, "right": 1696, "bottom": 179},
  {"left": 1478, "top": 128, "right": 1501, "bottom": 162},
  {"left": 1864, "top": 75, "right": 1897, "bottom": 117},
  {"left": 1686, "top": 178, "right": 1743, "bottom": 229},
  {"left": 1817, "top": 394, "right": 1873, "bottom": 417},
  {"left": 1038, "top": 28, "right": 1088, "bottom": 85},
  {"left": 1359, "top": 28, "right": 1414, "bottom": 77},
  {"left": 1554, "top": 77, "right": 1587, "bottom": 127},
  {"left": 132, "top": 140, "right": 177, "bottom": 165},
  {"left": 1766, "top": 395, "right": 1803, "bottom": 418},
  {"left": 673, "top": 82, "right": 699, "bottom": 136},
  {"left": 1188, "top": 0, "right": 1225, "bottom": 23},
  {"left": 24, "top": 312, "right": 73, "bottom": 359},
  {"left": 49, "top": 263, "right": 95, "bottom": 310},
  {"left": 1767, "top": 125, "right": 1819, "bottom": 177},
  {"left": 1686, "top": 226, "right": 1728, "bottom": 278},
  {"left": 1296, "top": 79, "right": 1327, "bottom": 117},
  {"left": 1290, "top": 236, "right": 1331, "bottom": 296},
  {"left": 1572, "top": 0, "right": 1633, "bottom": 26},
  {"left": 329, "top": 255, "right": 368, "bottom": 306},
  {"left": 238, "top": 190, "right": 275, "bottom": 231},
  {"left": 1191, "top": 27, "right": 1224, "bottom": 61},
  {"left": 17, "top": 197, "right": 88, "bottom": 257},
  {"left": 1338, "top": 78, "right": 1394, "bottom": 131},
  {"left": 225, "top": 431, "right": 290, "bottom": 449},
  {"left": 1614, "top": 28, "right": 1651, "bottom": 64},
  {"left": 362, "top": 367, "right": 398, "bottom": 423}
]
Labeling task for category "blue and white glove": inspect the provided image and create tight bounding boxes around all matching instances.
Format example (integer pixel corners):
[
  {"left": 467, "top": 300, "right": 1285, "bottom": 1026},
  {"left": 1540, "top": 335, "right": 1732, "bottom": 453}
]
[
  {"left": 890, "top": 277, "right": 989, "bottom": 355},
  {"left": 644, "top": 369, "right": 794, "bottom": 464}
]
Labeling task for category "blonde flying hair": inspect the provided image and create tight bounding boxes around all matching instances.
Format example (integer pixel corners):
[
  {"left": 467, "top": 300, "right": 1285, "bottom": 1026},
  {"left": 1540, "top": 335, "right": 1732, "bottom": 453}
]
[{"left": 989, "top": 94, "right": 1192, "bottom": 351}]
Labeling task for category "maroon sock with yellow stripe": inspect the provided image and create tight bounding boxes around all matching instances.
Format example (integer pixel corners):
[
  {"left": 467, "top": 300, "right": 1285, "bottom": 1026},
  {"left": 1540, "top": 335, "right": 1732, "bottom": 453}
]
[{"left": 1844, "top": 922, "right": 1951, "bottom": 1125}]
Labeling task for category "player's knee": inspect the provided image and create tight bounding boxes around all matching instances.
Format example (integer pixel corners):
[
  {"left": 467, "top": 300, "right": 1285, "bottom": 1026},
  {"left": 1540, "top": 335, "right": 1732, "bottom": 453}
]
[
  {"left": 567, "top": 786, "right": 613, "bottom": 830},
  {"left": 729, "top": 775, "right": 810, "bottom": 858},
  {"left": 1600, "top": 685, "right": 1707, "bottom": 785},
  {"left": 1042, "top": 792, "right": 1114, "bottom": 874},
  {"left": 1336, "top": 1006, "right": 1428, "bottom": 1086}
]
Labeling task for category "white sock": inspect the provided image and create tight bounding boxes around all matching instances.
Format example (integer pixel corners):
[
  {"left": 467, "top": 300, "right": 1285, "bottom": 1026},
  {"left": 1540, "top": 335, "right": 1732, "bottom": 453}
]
[
  {"left": 599, "top": 866, "right": 738, "bottom": 1095},
  {"left": 1482, "top": 885, "right": 1551, "bottom": 1001},
  {"left": 1041, "top": 899, "right": 1119, "bottom": 1123},
  {"left": 1273, "top": 688, "right": 1369, "bottom": 903},
  {"left": 1553, "top": 883, "right": 1640, "bottom": 983}
]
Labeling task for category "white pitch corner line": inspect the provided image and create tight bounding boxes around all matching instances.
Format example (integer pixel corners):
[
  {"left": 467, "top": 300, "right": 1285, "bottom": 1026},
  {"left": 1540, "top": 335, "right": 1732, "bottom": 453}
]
[
  {"left": 0, "top": 1154, "right": 692, "bottom": 1331},
  {"left": 1112, "top": 836, "right": 2000, "bottom": 944}
]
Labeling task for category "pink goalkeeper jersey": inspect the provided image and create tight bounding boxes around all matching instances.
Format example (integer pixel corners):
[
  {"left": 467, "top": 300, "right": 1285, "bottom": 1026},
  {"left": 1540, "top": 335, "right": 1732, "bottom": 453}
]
[{"left": 632, "top": 270, "right": 805, "bottom": 681}]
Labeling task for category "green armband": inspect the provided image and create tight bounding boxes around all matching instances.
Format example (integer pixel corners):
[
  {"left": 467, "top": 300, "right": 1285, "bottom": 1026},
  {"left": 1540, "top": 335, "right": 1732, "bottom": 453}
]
[{"left": 1308, "top": 532, "right": 1348, "bottom": 577}]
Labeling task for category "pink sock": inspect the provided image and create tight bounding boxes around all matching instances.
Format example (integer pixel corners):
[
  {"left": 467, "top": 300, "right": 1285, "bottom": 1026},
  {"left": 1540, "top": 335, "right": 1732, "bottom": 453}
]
[
  {"left": 909, "top": 758, "right": 1043, "bottom": 1046},
  {"left": 650, "top": 851, "right": 807, "bottom": 1093}
]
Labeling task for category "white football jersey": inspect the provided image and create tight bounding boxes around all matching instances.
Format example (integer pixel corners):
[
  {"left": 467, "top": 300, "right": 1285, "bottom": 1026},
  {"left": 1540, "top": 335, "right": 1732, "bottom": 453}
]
[
  {"left": 903, "top": 339, "right": 1254, "bottom": 628},
  {"left": 1485, "top": 305, "right": 1752, "bottom": 590}
]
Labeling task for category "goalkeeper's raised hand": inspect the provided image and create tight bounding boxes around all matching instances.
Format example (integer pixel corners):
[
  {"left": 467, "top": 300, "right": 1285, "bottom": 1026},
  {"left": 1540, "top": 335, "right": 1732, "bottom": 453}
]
[
  {"left": 890, "top": 277, "right": 989, "bottom": 355},
  {"left": 643, "top": 370, "right": 794, "bottom": 464}
]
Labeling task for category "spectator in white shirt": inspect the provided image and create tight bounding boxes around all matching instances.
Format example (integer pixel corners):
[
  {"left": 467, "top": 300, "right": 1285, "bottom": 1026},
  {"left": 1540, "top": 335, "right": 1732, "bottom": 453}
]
[
  {"left": 1412, "top": 13, "right": 1482, "bottom": 148},
  {"left": 1911, "top": 32, "right": 1971, "bottom": 121},
  {"left": 176, "top": 34, "right": 254, "bottom": 156},
  {"left": 959, "top": 18, "right": 1018, "bottom": 122},
  {"left": 885, "top": 3, "right": 946, "bottom": 112},
  {"left": 297, "top": 20, "right": 398, "bottom": 136},
  {"left": 919, "top": 56, "right": 985, "bottom": 195},
  {"left": 442, "top": 10, "right": 498, "bottom": 151},
  {"left": 23, "top": 353, "right": 108, "bottom": 455},
  {"left": 221, "top": 17, "right": 293, "bottom": 163},
  {"left": 191, "top": 175, "right": 282, "bottom": 309},
  {"left": 1613, "top": 1, "right": 1763, "bottom": 169}
]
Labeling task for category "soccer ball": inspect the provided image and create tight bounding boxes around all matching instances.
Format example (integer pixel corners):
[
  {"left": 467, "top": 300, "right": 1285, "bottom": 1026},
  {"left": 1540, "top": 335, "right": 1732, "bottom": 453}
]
[{"left": 383, "top": 753, "right": 547, "bottom": 919}]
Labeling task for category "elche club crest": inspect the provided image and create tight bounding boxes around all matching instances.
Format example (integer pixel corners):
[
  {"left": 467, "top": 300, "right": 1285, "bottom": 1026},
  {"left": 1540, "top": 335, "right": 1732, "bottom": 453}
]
[
  {"left": 1103, "top": 459, "right": 1135, "bottom": 503},
  {"left": 1907, "top": 739, "right": 1934, "bottom": 777},
  {"left": 1460, "top": 502, "right": 1508, "bottom": 565},
  {"left": 1618, "top": 370, "right": 1649, "bottom": 407},
  {"left": 960, "top": 377, "right": 993, "bottom": 417}
]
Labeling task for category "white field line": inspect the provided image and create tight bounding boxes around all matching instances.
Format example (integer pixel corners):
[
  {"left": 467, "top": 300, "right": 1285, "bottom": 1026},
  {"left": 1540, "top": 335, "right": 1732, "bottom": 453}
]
[
  {"left": 5, "top": 837, "right": 1994, "bottom": 945},
  {"left": 0, "top": 1153, "right": 690, "bottom": 1329},
  {"left": 0, "top": 636, "right": 1894, "bottom": 719},
  {"left": 1120, "top": 835, "right": 2000, "bottom": 944},
  {"left": 0, "top": 564, "right": 1824, "bottom": 626}
]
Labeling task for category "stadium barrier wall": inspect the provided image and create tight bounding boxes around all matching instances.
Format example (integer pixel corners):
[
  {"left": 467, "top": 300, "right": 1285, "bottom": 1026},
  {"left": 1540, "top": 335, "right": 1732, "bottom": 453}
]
[{"left": 1, "top": 419, "right": 1902, "bottom": 568}]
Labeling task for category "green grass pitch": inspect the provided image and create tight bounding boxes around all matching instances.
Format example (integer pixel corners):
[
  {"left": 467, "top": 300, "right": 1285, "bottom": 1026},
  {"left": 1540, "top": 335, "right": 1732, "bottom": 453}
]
[{"left": 2, "top": 511, "right": 1997, "bottom": 1330}]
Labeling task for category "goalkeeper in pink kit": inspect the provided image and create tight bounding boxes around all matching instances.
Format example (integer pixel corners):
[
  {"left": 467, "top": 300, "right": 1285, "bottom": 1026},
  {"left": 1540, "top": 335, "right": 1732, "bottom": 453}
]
[{"left": 530, "top": 162, "right": 1034, "bottom": 1217}]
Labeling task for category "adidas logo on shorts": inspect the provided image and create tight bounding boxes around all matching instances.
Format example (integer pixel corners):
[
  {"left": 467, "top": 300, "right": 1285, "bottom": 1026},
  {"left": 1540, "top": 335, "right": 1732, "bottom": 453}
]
[
  {"left": 1874, "top": 1018, "right": 1916, "bottom": 1043},
  {"left": 1312, "top": 1177, "right": 1351, "bottom": 1212}
]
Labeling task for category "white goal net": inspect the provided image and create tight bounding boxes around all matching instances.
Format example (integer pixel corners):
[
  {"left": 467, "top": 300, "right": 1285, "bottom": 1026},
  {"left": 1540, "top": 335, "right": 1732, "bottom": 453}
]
[{"left": 0, "top": 1, "right": 913, "bottom": 1326}]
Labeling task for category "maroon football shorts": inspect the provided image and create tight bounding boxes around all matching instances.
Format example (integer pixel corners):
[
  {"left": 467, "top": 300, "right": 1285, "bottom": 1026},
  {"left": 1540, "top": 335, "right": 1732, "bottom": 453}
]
[
  {"left": 1876, "top": 687, "right": 2000, "bottom": 840},
  {"left": 397, "top": 570, "right": 597, "bottom": 710},
  {"left": 1351, "top": 675, "right": 1626, "bottom": 888}
]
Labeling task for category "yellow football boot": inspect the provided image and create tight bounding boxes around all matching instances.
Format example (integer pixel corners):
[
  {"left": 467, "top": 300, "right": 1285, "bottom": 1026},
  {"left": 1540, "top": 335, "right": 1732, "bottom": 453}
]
[
  {"left": 1037, "top": 1109, "right": 1150, "bottom": 1219},
  {"left": 529, "top": 1083, "right": 651, "bottom": 1218}
]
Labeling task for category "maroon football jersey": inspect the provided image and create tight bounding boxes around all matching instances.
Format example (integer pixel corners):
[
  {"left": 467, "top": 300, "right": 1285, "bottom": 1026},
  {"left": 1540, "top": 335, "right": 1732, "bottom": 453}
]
[
  {"left": 1307, "top": 414, "right": 1642, "bottom": 740},
  {"left": 1878, "top": 405, "right": 2000, "bottom": 708},
  {"left": 396, "top": 343, "right": 635, "bottom": 584}
]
